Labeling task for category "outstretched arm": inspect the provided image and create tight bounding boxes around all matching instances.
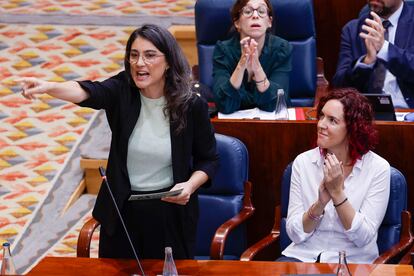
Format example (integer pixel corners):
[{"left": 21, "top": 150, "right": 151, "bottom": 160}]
[{"left": 18, "top": 77, "right": 89, "bottom": 103}]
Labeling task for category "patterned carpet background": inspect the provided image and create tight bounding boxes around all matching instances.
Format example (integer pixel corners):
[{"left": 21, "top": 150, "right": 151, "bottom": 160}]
[
  {"left": 0, "top": 0, "right": 195, "bottom": 273},
  {"left": 0, "top": 0, "right": 195, "bottom": 17}
]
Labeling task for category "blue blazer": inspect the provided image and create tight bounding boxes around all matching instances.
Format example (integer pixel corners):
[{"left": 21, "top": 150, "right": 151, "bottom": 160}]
[{"left": 332, "top": 3, "right": 414, "bottom": 107}]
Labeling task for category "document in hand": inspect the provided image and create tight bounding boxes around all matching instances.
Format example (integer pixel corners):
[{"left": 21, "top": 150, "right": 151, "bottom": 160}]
[{"left": 218, "top": 108, "right": 302, "bottom": 120}]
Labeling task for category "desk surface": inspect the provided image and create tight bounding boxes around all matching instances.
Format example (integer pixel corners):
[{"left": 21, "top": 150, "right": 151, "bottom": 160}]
[{"left": 27, "top": 257, "right": 413, "bottom": 276}]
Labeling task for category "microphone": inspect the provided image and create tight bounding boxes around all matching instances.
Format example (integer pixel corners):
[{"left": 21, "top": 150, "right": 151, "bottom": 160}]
[{"left": 98, "top": 166, "right": 146, "bottom": 276}]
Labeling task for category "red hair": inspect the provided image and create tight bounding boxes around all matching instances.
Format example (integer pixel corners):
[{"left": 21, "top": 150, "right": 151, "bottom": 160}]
[{"left": 316, "top": 88, "right": 378, "bottom": 163}]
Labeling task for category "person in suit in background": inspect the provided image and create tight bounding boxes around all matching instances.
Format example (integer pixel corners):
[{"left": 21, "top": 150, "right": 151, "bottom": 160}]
[
  {"left": 18, "top": 24, "right": 219, "bottom": 260},
  {"left": 280, "top": 88, "right": 390, "bottom": 264},
  {"left": 332, "top": 0, "right": 414, "bottom": 108},
  {"left": 212, "top": 0, "right": 292, "bottom": 114}
]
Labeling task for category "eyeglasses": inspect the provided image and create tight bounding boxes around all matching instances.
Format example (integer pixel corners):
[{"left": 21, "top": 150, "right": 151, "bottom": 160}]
[
  {"left": 128, "top": 51, "right": 164, "bottom": 65},
  {"left": 240, "top": 5, "right": 269, "bottom": 18}
]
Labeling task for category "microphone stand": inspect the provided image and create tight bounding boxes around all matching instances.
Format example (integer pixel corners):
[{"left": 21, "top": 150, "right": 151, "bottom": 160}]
[{"left": 99, "top": 166, "right": 146, "bottom": 276}]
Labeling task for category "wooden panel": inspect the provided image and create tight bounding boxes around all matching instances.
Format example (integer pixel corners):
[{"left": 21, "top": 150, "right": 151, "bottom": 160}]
[
  {"left": 80, "top": 158, "right": 107, "bottom": 195},
  {"left": 27, "top": 257, "right": 413, "bottom": 275},
  {"left": 61, "top": 179, "right": 86, "bottom": 215},
  {"left": 314, "top": 0, "right": 367, "bottom": 82},
  {"left": 169, "top": 25, "right": 198, "bottom": 67}
]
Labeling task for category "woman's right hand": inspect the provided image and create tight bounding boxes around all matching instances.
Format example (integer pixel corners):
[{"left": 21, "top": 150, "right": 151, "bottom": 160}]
[
  {"left": 239, "top": 36, "right": 252, "bottom": 68},
  {"left": 318, "top": 181, "right": 331, "bottom": 206},
  {"left": 18, "top": 77, "right": 53, "bottom": 100}
]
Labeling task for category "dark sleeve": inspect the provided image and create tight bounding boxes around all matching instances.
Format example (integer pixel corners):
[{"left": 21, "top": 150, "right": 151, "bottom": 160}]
[
  {"left": 255, "top": 39, "right": 292, "bottom": 110},
  {"left": 332, "top": 20, "right": 373, "bottom": 91},
  {"left": 191, "top": 96, "right": 219, "bottom": 180},
  {"left": 212, "top": 41, "right": 244, "bottom": 114},
  {"left": 76, "top": 71, "right": 125, "bottom": 110},
  {"left": 387, "top": 43, "right": 414, "bottom": 84}
]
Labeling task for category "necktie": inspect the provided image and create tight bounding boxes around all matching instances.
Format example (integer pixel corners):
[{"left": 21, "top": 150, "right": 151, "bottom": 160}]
[{"left": 370, "top": 20, "right": 392, "bottom": 94}]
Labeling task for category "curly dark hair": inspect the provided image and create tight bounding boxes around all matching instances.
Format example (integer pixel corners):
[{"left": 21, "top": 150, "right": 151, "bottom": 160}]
[
  {"left": 230, "top": 0, "right": 273, "bottom": 24},
  {"left": 124, "top": 24, "right": 193, "bottom": 134},
  {"left": 316, "top": 88, "right": 378, "bottom": 163}
]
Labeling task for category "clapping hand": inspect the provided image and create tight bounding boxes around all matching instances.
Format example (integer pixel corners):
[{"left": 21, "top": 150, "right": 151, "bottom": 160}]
[
  {"left": 239, "top": 37, "right": 264, "bottom": 80},
  {"left": 318, "top": 180, "right": 331, "bottom": 206},
  {"left": 359, "top": 11, "right": 386, "bottom": 64},
  {"left": 247, "top": 39, "right": 261, "bottom": 75},
  {"left": 323, "top": 153, "right": 345, "bottom": 198},
  {"left": 239, "top": 36, "right": 252, "bottom": 68}
]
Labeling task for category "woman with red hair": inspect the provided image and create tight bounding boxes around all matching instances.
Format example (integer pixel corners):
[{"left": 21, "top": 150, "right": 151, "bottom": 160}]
[{"left": 281, "top": 88, "right": 390, "bottom": 263}]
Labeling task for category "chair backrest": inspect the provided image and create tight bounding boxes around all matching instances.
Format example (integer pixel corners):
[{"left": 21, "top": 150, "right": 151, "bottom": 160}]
[
  {"left": 196, "top": 133, "right": 249, "bottom": 259},
  {"left": 280, "top": 163, "right": 407, "bottom": 254},
  {"left": 377, "top": 167, "right": 407, "bottom": 254},
  {"left": 359, "top": 0, "right": 414, "bottom": 17},
  {"left": 195, "top": 0, "right": 317, "bottom": 107}
]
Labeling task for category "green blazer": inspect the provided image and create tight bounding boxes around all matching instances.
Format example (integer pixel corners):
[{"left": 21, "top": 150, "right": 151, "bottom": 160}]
[{"left": 213, "top": 33, "right": 292, "bottom": 114}]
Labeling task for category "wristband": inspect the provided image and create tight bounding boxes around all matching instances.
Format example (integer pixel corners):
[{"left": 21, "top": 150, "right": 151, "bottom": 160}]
[
  {"left": 307, "top": 204, "right": 324, "bottom": 221},
  {"left": 334, "top": 197, "right": 348, "bottom": 208},
  {"left": 254, "top": 77, "right": 267, "bottom": 84}
]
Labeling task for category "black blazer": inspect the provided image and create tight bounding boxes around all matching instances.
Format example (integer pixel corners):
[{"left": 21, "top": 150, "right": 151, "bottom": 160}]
[{"left": 78, "top": 71, "right": 219, "bottom": 235}]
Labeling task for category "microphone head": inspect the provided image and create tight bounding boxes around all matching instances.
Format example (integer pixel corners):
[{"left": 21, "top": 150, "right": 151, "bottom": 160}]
[{"left": 99, "top": 166, "right": 106, "bottom": 177}]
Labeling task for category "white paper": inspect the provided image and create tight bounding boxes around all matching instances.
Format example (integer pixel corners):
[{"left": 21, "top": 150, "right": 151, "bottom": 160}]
[
  {"left": 395, "top": 112, "right": 410, "bottom": 122},
  {"left": 128, "top": 188, "right": 183, "bottom": 201},
  {"left": 218, "top": 108, "right": 296, "bottom": 120}
]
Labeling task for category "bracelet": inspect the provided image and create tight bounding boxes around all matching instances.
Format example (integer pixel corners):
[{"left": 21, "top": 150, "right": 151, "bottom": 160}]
[
  {"left": 307, "top": 204, "right": 324, "bottom": 221},
  {"left": 254, "top": 77, "right": 267, "bottom": 84},
  {"left": 333, "top": 197, "right": 348, "bottom": 208}
]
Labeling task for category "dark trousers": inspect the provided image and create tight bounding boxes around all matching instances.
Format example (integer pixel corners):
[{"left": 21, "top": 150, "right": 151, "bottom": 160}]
[{"left": 98, "top": 190, "right": 198, "bottom": 260}]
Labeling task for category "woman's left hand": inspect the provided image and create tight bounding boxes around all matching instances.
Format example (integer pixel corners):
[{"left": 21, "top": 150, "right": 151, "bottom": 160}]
[
  {"left": 323, "top": 153, "right": 345, "bottom": 197},
  {"left": 161, "top": 182, "right": 193, "bottom": 205},
  {"left": 247, "top": 39, "right": 261, "bottom": 74}
]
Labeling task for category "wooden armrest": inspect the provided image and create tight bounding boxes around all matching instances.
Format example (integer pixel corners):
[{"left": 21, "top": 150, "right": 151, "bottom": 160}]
[
  {"left": 77, "top": 217, "right": 100, "bottom": 258},
  {"left": 240, "top": 205, "right": 281, "bottom": 261},
  {"left": 374, "top": 211, "right": 414, "bottom": 264},
  {"left": 399, "top": 243, "right": 414, "bottom": 264},
  {"left": 210, "top": 181, "right": 255, "bottom": 260},
  {"left": 240, "top": 232, "right": 280, "bottom": 261},
  {"left": 314, "top": 57, "right": 329, "bottom": 107}
]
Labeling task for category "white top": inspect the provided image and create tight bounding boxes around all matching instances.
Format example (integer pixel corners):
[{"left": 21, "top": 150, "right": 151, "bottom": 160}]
[
  {"left": 127, "top": 93, "right": 173, "bottom": 191},
  {"left": 282, "top": 147, "right": 390, "bottom": 263}
]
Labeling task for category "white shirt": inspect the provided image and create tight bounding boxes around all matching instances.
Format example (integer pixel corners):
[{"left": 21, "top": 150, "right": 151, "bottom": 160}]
[
  {"left": 281, "top": 147, "right": 390, "bottom": 263},
  {"left": 355, "top": 2, "right": 408, "bottom": 108},
  {"left": 127, "top": 93, "right": 173, "bottom": 191}
]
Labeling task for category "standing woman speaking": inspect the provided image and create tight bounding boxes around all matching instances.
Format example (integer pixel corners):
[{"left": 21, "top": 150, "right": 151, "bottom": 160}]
[
  {"left": 19, "top": 24, "right": 219, "bottom": 259},
  {"left": 213, "top": 0, "right": 292, "bottom": 114}
]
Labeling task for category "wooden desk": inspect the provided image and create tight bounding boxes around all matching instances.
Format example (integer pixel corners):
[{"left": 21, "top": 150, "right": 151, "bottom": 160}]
[
  {"left": 212, "top": 118, "right": 414, "bottom": 258},
  {"left": 80, "top": 158, "right": 107, "bottom": 194},
  {"left": 27, "top": 257, "right": 413, "bottom": 275}
]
